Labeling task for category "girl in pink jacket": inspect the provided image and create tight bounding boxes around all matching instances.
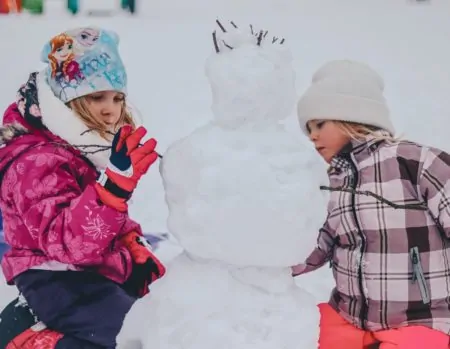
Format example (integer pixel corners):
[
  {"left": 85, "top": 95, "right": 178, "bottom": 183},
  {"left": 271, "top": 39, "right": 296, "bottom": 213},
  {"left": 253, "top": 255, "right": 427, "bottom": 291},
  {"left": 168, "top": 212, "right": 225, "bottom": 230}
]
[{"left": 0, "top": 27, "right": 166, "bottom": 348}]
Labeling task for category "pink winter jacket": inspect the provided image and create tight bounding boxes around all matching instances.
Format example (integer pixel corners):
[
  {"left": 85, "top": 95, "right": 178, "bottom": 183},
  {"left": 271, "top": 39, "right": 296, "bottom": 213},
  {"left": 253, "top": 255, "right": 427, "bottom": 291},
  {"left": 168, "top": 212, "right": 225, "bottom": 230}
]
[{"left": 0, "top": 103, "right": 140, "bottom": 285}]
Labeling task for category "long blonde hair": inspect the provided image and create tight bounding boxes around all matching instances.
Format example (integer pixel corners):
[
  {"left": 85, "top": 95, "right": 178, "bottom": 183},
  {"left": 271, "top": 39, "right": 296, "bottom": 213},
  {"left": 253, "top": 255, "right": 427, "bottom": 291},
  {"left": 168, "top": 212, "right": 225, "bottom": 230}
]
[
  {"left": 67, "top": 95, "right": 136, "bottom": 140},
  {"left": 333, "top": 121, "right": 399, "bottom": 144}
]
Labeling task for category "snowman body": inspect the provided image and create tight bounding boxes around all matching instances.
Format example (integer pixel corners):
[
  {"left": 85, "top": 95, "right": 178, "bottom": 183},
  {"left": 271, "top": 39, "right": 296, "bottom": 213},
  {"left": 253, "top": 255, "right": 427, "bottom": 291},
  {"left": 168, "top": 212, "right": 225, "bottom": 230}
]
[{"left": 118, "top": 22, "right": 329, "bottom": 349}]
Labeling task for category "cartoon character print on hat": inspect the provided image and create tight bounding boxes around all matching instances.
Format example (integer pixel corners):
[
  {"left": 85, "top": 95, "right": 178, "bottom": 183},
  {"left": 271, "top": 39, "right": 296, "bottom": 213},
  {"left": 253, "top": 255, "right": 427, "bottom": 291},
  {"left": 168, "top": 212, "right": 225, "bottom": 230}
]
[
  {"left": 41, "top": 27, "right": 127, "bottom": 103},
  {"left": 72, "top": 28, "right": 100, "bottom": 54},
  {"left": 47, "top": 33, "right": 85, "bottom": 84}
]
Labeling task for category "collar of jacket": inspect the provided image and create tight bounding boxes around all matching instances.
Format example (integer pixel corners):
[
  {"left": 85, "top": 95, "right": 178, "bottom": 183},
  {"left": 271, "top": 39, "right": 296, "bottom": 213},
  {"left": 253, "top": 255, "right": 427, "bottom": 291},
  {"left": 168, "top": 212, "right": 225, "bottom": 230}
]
[
  {"left": 34, "top": 71, "right": 113, "bottom": 170},
  {"left": 329, "top": 129, "right": 391, "bottom": 171}
]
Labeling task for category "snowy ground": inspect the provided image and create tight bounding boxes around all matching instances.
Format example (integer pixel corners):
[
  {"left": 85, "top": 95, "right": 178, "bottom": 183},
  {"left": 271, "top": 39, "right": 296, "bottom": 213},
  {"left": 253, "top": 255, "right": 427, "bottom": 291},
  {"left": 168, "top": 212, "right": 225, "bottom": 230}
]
[{"left": 1, "top": 0, "right": 450, "bottom": 346}]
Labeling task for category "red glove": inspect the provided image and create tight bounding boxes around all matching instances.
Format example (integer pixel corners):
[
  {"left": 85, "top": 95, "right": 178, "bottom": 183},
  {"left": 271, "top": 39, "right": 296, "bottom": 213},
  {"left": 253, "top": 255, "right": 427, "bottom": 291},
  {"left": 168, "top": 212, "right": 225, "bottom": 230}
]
[
  {"left": 120, "top": 231, "right": 166, "bottom": 298},
  {"left": 96, "top": 125, "right": 158, "bottom": 211}
]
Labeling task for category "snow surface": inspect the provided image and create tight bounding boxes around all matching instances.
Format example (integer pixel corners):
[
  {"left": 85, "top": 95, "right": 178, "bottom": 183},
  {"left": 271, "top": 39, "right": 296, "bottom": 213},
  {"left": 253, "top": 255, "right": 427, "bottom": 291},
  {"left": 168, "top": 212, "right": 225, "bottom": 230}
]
[
  {"left": 118, "top": 254, "right": 321, "bottom": 349},
  {"left": 1, "top": 0, "right": 450, "bottom": 347}
]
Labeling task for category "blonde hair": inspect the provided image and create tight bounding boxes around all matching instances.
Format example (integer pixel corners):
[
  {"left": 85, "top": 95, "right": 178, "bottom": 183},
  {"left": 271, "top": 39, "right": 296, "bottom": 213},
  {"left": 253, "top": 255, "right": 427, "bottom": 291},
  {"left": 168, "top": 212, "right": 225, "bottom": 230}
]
[
  {"left": 333, "top": 121, "right": 399, "bottom": 144},
  {"left": 67, "top": 94, "right": 136, "bottom": 140}
]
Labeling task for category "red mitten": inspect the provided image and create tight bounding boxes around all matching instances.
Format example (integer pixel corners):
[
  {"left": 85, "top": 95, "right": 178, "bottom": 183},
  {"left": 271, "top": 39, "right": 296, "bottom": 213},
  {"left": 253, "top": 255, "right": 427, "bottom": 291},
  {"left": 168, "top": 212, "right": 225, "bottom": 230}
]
[
  {"left": 6, "top": 325, "right": 63, "bottom": 349},
  {"left": 120, "top": 231, "right": 166, "bottom": 298},
  {"left": 96, "top": 125, "right": 158, "bottom": 211}
]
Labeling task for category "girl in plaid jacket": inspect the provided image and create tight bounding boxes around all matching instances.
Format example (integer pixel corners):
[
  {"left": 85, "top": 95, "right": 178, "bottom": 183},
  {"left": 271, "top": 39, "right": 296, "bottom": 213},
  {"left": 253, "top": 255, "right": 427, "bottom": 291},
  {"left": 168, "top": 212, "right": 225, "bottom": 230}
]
[{"left": 292, "top": 60, "right": 450, "bottom": 349}]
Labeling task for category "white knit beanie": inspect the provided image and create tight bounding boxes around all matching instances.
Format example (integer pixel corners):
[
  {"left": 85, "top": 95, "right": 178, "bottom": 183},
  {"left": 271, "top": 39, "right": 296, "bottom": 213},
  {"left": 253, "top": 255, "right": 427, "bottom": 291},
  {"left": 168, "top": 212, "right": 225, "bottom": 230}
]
[{"left": 297, "top": 60, "right": 395, "bottom": 135}]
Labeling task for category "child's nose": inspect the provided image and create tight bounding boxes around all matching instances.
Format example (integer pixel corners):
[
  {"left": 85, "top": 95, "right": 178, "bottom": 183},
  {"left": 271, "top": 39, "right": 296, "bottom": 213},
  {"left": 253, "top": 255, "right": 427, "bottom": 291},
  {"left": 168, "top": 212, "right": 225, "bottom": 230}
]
[
  {"left": 101, "top": 102, "right": 115, "bottom": 115},
  {"left": 308, "top": 129, "right": 319, "bottom": 141}
]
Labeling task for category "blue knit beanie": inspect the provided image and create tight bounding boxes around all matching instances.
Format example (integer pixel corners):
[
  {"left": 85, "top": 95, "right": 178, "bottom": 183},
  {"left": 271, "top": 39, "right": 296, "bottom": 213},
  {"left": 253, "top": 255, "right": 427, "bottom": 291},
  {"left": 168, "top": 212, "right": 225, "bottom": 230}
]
[{"left": 40, "top": 27, "right": 127, "bottom": 103}]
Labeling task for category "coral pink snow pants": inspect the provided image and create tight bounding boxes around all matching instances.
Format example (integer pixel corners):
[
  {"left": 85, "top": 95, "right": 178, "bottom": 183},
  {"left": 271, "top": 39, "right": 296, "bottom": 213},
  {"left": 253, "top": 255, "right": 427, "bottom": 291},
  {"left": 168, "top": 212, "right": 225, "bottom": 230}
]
[{"left": 318, "top": 303, "right": 450, "bottom": 349}]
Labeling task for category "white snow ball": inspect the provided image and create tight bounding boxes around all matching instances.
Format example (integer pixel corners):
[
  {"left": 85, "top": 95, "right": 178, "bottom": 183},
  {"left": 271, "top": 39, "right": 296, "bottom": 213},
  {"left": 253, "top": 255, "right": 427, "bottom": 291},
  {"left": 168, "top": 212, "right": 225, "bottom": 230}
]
[
  {"left": 160, "top": 125, "right": 328, "bottom": 267},
  {"left": 118, "top": 254, "right": 321, "bottom": 349},
  {"left": 205, "top": 29, "right": 296, "bottom": 129}
]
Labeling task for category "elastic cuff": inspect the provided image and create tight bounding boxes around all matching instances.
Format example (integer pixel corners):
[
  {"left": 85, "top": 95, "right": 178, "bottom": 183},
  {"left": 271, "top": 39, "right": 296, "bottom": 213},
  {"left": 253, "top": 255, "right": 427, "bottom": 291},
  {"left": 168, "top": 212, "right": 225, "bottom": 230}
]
[
  {"left": 97, "top": 171, "right": 132, "bottom": 200},
  {"left": 94, "top": 183, "right": 128, "bottom": 212}
]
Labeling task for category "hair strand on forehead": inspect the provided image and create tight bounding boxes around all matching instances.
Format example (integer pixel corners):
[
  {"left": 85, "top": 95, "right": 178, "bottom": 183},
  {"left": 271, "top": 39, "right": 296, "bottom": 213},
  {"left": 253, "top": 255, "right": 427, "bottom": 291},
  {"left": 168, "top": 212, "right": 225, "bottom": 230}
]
[{"left": 333, "top": 121, "right": 399, "bottom": 145}]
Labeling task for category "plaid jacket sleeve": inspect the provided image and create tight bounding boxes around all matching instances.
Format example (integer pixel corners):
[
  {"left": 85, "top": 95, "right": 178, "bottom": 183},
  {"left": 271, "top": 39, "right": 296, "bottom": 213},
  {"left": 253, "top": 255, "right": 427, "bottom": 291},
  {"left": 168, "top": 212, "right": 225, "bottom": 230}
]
[
  {"left": 299, "top": 213, "right": 335, "bottom": 274},
  {"left": 419, "top": 147, "right": 450, "bottom": 238}
]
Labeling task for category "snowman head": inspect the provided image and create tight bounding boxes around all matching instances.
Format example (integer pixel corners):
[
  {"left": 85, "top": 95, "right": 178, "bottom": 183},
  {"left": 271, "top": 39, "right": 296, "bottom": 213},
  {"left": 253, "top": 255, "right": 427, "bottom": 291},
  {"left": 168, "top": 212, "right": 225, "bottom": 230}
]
[{"left": 205, "top": 20, "right": 296, "bottom": 129}]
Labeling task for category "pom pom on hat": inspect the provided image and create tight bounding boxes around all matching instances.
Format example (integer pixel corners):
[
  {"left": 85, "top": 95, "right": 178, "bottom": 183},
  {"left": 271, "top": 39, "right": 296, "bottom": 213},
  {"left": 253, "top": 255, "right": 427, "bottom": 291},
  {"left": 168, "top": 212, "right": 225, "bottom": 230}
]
[
  {"left": 297, "top": 60, "right": 395, "bottom": 135},
  {"left": 40, "top": 27, "right": 127, "bottom": 103}
]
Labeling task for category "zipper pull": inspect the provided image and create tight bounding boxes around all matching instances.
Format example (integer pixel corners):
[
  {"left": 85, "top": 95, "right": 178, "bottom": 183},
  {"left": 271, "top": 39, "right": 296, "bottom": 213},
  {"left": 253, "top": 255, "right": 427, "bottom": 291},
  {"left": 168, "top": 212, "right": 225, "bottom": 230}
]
[
  {"left": 411, "top": 248, "right": 418, "bottom": 284},
  {"left": 348, "top": 175, "right": 354, "bottom": 187},
  {"left": 409, "top": 246, "right": 431, "bottom": 304},
  {"left": 412, "top": 251, "right": 418, "bottom": 265}
]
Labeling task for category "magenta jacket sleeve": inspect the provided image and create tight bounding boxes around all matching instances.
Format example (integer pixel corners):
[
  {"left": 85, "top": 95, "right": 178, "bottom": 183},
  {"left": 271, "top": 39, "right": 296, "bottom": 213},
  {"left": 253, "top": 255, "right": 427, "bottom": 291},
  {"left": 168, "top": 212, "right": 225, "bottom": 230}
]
[{"left": 10, "top": 149, "right": 130, "bottom": 266}]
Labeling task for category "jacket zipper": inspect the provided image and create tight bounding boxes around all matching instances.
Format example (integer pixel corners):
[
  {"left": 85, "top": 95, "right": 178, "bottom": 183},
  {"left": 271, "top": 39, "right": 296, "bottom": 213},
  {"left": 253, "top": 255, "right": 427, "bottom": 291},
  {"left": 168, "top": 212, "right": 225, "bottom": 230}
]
[
  {"left": 410, "top": 247, "right": 431, "bottom": 304},
  {"left": 347, "top": 157, "right": 369, "bottom": 330}
]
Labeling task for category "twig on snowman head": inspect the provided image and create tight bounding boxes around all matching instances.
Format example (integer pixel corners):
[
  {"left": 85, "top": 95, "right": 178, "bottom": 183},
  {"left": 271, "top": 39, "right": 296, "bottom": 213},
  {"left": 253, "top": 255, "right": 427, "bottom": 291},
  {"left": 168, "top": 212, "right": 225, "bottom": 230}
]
[
  {"left": 222, "top": 40, "right": 233, "bottom": 50},
  {"left": 216, "top": 19, "right": 227, "bottom": 32},
  {"left": 213, "top": 19, "right": 234, "bottom": 52},
  {"left": 212, "top": 31, "right": 220, "bottom": 53},
  {"left": 256, "top": 30, "right": 264, "bottom": 46},
  {"left": 212, "top": 20, "right": 285, "bottom": 52},
  {"left": 249, "top": 26, "right": 285, "bottom": 46}
]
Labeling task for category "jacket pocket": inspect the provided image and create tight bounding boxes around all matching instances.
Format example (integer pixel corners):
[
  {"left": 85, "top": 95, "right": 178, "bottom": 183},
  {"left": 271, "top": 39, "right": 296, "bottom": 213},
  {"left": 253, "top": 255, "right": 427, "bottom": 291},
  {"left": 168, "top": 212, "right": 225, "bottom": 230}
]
[{"left": 410, "top": 246, "right": 430, "bottom": 305}]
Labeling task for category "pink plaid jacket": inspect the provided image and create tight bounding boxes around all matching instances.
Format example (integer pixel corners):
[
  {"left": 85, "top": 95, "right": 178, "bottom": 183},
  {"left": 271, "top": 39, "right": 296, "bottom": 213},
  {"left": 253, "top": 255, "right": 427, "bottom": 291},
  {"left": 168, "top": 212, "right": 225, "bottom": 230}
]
[{"left": 304, "top": 131, "right": 450, "bottom": 334}]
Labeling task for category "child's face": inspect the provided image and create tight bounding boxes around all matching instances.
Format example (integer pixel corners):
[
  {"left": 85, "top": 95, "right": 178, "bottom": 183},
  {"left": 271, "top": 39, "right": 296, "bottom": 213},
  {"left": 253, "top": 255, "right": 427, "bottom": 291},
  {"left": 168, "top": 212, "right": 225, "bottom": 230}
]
[
  {"left": 85, "top": 91, "right": 124, "bottom": 127},
  {"left": 306, "top": 120, "right": 351, "bottom": 163}
]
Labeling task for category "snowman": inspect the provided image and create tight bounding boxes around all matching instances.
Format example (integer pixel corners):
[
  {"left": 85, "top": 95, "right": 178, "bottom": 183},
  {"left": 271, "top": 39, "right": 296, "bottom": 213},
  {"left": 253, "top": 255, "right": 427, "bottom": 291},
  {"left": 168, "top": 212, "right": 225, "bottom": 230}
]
[{"left": 118, "top": 20, "right": 329, "bottom": 349}]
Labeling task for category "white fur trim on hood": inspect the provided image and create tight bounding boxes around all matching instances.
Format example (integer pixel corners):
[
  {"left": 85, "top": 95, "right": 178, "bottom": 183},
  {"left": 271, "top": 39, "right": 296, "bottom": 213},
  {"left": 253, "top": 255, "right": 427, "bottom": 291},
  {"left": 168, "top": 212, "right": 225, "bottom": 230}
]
[{"left": 36, "top": 71, "right": 112, "bottom": 170}]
